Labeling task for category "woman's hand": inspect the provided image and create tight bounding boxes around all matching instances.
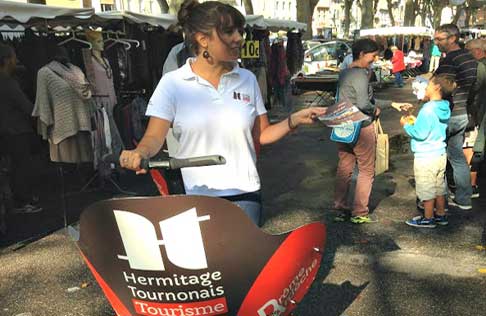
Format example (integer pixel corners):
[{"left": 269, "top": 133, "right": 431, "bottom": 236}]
[
  {"left": 290, "top": 107, "right": 328, "bottom": 127},
  {"left": 119, "top": 149, "right": 147, "bottom": 175},
  {"left": 375, "top": 107, "right": 381, "bottom": 118}
]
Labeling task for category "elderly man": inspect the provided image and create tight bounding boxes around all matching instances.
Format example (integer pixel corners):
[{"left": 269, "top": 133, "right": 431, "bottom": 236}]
[
  {"left": 434, "top": 24, "right": 478, "bottom": 210},
  {"left": 465, "top": 39, "right": 486, "bottom": 198}
]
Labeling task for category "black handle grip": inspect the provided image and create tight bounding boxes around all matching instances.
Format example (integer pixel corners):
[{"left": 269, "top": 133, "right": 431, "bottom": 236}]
[
  {"left": 140, "top": 155, "right": 226, "bottom": 170},
  {"left": 169, "top": 155, "right": 226, "bottom": 169},
  {"left": 140, "top": 158, "right": 149, "bottom": 170}
]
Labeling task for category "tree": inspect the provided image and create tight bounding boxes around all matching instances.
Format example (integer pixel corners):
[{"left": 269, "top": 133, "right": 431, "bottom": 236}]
[
  {"left": 296, "top": 0, "right": 320, "bottom": 39},
  {"left": 359, "top": 0, "right": 375, "bottom": 28},
  {"left": 157, "top": 0, "right": 169, "bottom": 13},
  {"left": 242, "top": 0, "right": 254, "bottom": 15},
  {"left": 386, "top": 0, "right": 395, "bottom": 26},
  {"left": 343, "top": 0, "right": 354, "bottom": 39}
]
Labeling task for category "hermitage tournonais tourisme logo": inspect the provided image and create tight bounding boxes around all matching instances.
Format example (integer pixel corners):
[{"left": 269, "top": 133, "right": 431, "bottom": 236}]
[{"left": 114, "top": 208, "right": 227, "bottom": 316}]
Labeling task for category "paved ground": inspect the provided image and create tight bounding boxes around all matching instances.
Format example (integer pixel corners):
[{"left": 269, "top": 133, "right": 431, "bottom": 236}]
[{"left": 2, "top": 80, "right": 486, "bottom": 316}]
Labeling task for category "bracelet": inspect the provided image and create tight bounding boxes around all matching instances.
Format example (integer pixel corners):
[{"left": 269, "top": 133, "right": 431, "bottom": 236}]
[{"left": 288, "top": 115, "right": 297, "bottom": 130}]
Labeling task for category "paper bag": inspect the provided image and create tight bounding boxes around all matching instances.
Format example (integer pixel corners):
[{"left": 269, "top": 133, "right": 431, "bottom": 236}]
[{"left": 375, "top": 119, "right": 389, "bottom": 176}]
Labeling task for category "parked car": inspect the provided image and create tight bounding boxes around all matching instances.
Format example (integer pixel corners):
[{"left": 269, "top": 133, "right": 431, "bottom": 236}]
[
  {"left": 301, "top": 40, "right": 352, "bottom": 75},
  {"left": 302, "top": 40, "right": 323, "bottom": 51}
]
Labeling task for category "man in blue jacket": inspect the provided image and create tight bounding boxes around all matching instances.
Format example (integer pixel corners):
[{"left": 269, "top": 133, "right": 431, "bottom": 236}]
[{"left": 401, "top": 74, "right": 455, "bottom": 228}]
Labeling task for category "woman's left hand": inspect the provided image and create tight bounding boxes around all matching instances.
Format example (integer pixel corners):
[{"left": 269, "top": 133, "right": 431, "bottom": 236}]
[{"left": 290, "top": 107, "right": 328, "bottom": 126}]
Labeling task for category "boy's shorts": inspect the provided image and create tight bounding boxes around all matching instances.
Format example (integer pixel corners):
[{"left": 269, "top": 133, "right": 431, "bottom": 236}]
[{"left": 414, "top": 154, "right": 447, "bottom": 201}]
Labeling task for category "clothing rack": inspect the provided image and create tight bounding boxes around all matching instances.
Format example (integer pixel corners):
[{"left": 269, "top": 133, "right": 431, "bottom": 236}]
[
  {"left": 75, "top": 93, "right": 137, "bottom": 196},
  {"left": 119, "top": 89, "right": 147, "bottom": 95}
]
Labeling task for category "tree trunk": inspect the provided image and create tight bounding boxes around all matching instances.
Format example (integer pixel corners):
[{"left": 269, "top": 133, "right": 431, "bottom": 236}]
[
  {"left": 386, "top": 0, "right": 395, "bottom": 26},
  {"left": 343, "top": 0, "right": 354, "bottom": 39},
  {"left": 242, "top": 0, "right": 254, "bottom": 15},
  {"left": 157, "top": 0, "right": 169, "bottom": 13},
  {"left": 361, "top": 0, "right": 374, "bottom": 28},
  {"left": 296, "top": 0, "right": 320, "bottom": 39},
  {"left": 404, "top": 0, "right": 415, "bottom": 26},
  {"left": 452, "top": 5, "right": 464, "bottom": 25}
]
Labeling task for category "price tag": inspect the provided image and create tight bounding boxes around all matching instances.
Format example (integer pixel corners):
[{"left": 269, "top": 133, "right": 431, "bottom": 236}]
[{"left": 241, "top": 40, "right": 260, "bottom": 59}]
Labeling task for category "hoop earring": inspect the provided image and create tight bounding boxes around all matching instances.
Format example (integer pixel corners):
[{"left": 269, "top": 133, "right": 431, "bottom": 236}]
[{"left": 203, "top": 50, "right": 210, "bottom": 59}]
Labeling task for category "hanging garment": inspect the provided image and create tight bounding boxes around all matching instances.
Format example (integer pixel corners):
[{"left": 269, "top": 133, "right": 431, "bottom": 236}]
[
  {"left": 82, "top": 50, "right": 117, "bottom": 112},
  {"left": 105, "top": 45, "right": 129, "bottom": 91},
  {"left": 270, "top": 42, "right": 289, "bottom": 87},
  {"left": 32, "top": 62, "right": 93, "bottom": 162},
  {"left": 286, "top": 32, "right": 304, "bottom": 76},
  {"left": 49, "top": 131, "right": 93, "bottom": 163},
  {"left": 414, "top": 36, "right": 422, "bottom": 51},
  {"left": 256, "top": 66, "right": 268, "bottom": 103}
]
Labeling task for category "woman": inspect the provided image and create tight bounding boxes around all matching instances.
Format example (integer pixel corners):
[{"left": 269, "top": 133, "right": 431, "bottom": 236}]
[
  {"left": 333, "top": 39, "right": 380, "bottom": 224},
  {"left": 391, "top": 45, "right": 406, "bottom": 88},
  {"left": 120, "top": 1, "right": 325, "bottom": 226}
]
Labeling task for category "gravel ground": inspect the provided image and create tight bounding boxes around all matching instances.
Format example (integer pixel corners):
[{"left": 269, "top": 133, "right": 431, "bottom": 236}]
[{"left": 2, "top": 82, "right": 486, "bottom": 316}]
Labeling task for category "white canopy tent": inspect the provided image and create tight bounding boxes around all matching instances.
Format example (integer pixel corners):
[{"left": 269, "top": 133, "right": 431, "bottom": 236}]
[
  {"left": 96, "top": 11, "right": 176, "bottom": 29},
  {"left": 360, "top": 26, "right": 434, "bottom": 37},
  {"left": 0, "top": 0, "right": 93, "bottom": 25},
  {"left": 263, "top": 18, "right": 307, "bottom": 32},
  {"left": 245, "top": 15, "right": 266, "bottom": 29},
  {"left": 244, "top": 15, "right": 306, "bottom": 32}
]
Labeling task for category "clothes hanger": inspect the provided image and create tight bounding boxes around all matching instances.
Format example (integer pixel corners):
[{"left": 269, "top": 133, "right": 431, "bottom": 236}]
[
  {"left": 57, "top": 32, "right": 92, "bottom": 49},
  {"left": 104, "top": 32, "right": 131, "bottom": 50}
]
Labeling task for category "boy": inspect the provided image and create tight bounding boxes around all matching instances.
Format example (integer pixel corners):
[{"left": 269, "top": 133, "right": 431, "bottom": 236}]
[{"left": 400, "top": 74, "right": 455, "bottom": 228}]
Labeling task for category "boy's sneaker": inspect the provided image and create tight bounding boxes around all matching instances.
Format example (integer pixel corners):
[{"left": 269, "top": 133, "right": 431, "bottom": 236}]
[
  {"left": 434, "top": 214, "right": 449, "bottom": 226},
  {"left": 13, "top": 203, "right": 43, "bottom": 214},
  {"left": 405, "top": 216, "right": 436, "bottom": 228},
  {"left": 448, "top": 198, "right": 472, "bottom": 210},
  {"left": 350, "top": 214, "right": 377, "bottom": 224},
  {"left": 472, "top": 185, "right": 480, "bottom": 199}
]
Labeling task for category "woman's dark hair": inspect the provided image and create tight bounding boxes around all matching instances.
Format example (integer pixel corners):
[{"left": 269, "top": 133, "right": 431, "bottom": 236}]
[
  {"left": 0, "top": 43, "right": 15, "bottom": 67},
  {"left": 352, "top": 38, "right": 380, "bottom": 61},
  {"left": 178, "top": 0, "right": 245, "bottom": 54},
  {"left": 383, "top": 48, "right": 393, "bottom": 60}
]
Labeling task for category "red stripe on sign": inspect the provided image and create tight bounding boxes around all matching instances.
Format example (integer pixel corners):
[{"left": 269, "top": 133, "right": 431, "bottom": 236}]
[
  {"left": 132, "top": 297, "right": 228, "bottom": 316},
  {"left": 237, "top": 222, "right": 326, "bottom": 316},
  {"left": 79, "top": 251, "right": 132, "bottom": 316}
]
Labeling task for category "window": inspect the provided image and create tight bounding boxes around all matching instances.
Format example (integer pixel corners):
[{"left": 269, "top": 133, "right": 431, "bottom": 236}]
[{"left": 101, "top": 4, "right": 115, "bottom": 11}]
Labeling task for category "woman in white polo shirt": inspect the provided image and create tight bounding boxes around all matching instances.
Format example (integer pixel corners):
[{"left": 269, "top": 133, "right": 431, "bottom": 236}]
[{"left": 119, "top": 1, "right": 325, "bottom": 226}]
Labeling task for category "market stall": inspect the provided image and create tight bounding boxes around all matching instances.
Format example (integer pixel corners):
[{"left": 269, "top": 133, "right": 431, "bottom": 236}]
[{"left": 0, "top": 1, "right": 181, "bottom": 227}]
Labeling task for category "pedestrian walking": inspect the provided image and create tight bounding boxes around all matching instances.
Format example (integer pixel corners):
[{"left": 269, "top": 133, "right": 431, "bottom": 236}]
[
  {"left": 119, "top": 1, "right": 326, "bottom": 226},
  {"left": 391, "top": 46, "right": 406, "bottom": 88},
  {"left": 434, "top": 24, "right": 477, "bottom": 210},
  {"left": 429, "top": 43, "right": 441, "bottom": 73},
  {"left": 401, "top": 74, "right": 454, "bottom": 228},
  {"left": 333, "top": 38, "right": 381, "bottom": 224}
]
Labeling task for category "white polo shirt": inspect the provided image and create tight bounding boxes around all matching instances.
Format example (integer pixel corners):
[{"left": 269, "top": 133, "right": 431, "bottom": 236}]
[{"left": 146, "top": 59, "right": 267, "bottom": 197}]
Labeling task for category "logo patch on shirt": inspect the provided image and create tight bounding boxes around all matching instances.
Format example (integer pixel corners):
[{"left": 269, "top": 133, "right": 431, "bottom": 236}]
[{"left": 233, "top": 91, "right": 251, "bottom": 104}]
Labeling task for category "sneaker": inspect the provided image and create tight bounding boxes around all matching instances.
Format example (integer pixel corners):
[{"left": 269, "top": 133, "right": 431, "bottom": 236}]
[
  {"left": 333, "top": 213, "right": 350, "bottom": 222},
  {"left": 350, "top": 215, "right": 376, "bottom": 224},
  {"left": 406, "top": 215, "right": 436, "bottom": 228},
  {"left": 12, "top": 203, "right": 43, "bottom": 214},
  {"left": 472, "top": 186, "right": 480, "bottom": 199},
  {"left": 448, "top": 198, "right": 472, "bottom": 210},
  {"left": 434, "top": 214, "right": 449, "bottom": 226}
]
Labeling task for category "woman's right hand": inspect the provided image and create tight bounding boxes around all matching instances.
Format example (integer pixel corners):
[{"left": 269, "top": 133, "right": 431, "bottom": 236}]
[{"left": 119, "top": 149, "right": 147, "bottom": 175}]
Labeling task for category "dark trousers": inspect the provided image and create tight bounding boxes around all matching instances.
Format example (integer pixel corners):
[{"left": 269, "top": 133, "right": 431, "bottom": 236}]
[{"left": 5, "top": 134, "right": 34, "bottom": 205}]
